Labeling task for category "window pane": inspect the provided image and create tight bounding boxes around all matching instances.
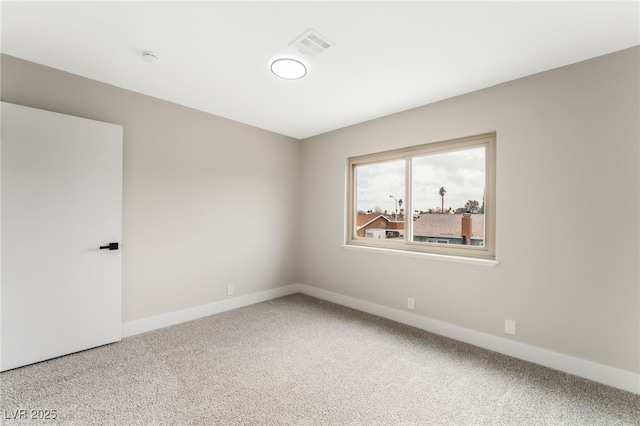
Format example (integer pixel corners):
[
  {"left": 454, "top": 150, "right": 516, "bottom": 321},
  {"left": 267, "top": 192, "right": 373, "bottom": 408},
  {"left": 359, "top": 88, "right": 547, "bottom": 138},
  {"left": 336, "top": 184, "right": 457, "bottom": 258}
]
[
  {"left": 355, "top": 160, "right": 405, "bottom": 240},
  {"left": 411, "top": 147, "right": 485, "bottom": 246}
]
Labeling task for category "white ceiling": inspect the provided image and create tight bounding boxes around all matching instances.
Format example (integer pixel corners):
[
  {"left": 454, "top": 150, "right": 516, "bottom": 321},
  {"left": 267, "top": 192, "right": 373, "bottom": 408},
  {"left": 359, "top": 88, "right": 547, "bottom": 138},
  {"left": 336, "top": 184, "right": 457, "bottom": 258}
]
[{"left": 2, "top": 1, "right": 638, "bottom": 139}]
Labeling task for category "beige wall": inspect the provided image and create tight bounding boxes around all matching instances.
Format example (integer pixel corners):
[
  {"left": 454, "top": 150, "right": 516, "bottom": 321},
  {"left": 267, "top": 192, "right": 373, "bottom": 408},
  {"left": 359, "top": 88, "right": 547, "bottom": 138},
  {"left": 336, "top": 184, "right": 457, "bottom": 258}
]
[
  {"left": 300, "top": 47, "right": 639, "bottom": 373},
  {"left": 2, "top": 47, "right": 638, "bottom": 375},
  {"left": 1, "top": 54, "right": 301, "bottom": 322}
]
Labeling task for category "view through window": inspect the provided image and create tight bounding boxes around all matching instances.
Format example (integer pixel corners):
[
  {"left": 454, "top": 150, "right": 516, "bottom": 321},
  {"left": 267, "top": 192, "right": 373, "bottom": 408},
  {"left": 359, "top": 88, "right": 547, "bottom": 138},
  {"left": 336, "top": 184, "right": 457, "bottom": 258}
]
[{"left": 348, "top": 134, "right": 495, "bottom": 259}]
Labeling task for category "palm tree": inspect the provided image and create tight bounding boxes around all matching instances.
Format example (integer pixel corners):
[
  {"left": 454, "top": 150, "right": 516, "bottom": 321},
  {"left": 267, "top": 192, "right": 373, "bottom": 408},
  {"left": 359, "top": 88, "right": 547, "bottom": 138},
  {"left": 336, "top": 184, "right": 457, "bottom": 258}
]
[{"left": 439, "top": 187, "right": 446, "bottom": 213}]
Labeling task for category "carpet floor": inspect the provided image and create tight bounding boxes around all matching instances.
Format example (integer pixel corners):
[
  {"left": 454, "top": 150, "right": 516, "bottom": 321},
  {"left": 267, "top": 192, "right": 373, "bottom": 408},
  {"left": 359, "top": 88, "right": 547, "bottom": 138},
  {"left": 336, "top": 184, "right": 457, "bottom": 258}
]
[{"left": 1, "top": 293, "right": 638, "bottom": 425}]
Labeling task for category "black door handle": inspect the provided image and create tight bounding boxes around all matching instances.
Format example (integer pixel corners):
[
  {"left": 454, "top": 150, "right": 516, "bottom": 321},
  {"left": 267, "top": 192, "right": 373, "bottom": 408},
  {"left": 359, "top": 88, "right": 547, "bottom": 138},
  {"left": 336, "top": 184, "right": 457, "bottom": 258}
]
[{"left": 100, "top": 242, "right": 119, "bottom": 250}]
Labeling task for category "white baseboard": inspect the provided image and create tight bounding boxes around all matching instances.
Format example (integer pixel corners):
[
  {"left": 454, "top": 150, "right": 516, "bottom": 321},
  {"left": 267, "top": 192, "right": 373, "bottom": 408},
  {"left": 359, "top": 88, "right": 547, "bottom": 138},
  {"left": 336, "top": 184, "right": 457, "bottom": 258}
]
[
  {"left": 294, "top": 283, "right": 640, "bottom": 395},
  {"left": 121, "top": 284, "right": 299, "bottom": 338},
  {"left": 120, "top": 282, "right": 638, "bottom": 394}
]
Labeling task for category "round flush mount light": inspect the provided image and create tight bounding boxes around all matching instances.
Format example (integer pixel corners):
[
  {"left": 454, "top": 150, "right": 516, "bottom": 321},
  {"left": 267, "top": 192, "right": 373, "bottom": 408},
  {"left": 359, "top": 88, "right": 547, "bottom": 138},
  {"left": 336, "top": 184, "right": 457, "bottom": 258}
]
[
  {"left": 142, "top": 51, "right": 158, "bottom": 64},
  {"left": 270, "top": 58, "right": 307, "bottom": 80}
]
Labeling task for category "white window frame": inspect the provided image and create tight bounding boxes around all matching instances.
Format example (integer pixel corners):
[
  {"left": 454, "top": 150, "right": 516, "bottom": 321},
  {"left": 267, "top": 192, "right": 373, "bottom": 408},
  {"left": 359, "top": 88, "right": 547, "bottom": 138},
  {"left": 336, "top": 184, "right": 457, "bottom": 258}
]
[{"left": 347, "top": 133, "right": 496, "bottom": 260}]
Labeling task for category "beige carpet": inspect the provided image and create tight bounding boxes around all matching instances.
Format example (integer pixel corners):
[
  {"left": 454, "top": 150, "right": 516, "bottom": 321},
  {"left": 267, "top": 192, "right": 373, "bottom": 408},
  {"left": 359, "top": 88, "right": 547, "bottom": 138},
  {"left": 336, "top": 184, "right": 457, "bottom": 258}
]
[{"left": 1, "top": 293, "right": 638, "bottom": 425}]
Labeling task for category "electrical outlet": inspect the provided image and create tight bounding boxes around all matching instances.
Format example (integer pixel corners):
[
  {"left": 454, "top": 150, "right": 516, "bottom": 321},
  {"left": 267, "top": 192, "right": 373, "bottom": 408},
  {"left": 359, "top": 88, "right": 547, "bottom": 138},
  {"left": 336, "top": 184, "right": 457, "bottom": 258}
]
[
  {"left": 505, "top": 319, "right": 516, "bottom": 335},
  {"left": 227, "top": 284, "right": 234, "bottom": 296},
  {"left": 407, "top": 297, "right": 415, "bottom": 310}
]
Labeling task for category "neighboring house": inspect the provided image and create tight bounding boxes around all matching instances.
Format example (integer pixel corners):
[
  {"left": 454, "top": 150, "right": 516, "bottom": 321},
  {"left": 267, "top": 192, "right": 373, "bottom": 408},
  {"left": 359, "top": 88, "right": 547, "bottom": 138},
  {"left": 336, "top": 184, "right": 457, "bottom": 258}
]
[
  {"left": 412, "top": 213, "right": 485, "bottom": 246},
  {"left": 356, "top": 214, "right": 404, "bottom": 239}
]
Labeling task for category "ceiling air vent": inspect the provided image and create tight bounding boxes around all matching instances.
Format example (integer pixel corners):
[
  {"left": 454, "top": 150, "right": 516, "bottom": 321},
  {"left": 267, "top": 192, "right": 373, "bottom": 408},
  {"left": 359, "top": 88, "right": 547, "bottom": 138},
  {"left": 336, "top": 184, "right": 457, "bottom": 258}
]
[{"left": 289, "top": 29, "right": 333, "bottom": 58}]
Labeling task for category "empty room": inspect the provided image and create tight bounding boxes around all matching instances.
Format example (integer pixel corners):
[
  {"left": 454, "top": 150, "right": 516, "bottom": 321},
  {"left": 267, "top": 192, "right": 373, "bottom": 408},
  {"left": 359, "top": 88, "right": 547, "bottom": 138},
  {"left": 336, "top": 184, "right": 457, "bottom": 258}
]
[{"left": 1, "top": 1, "right": 638, "bottom": 425}]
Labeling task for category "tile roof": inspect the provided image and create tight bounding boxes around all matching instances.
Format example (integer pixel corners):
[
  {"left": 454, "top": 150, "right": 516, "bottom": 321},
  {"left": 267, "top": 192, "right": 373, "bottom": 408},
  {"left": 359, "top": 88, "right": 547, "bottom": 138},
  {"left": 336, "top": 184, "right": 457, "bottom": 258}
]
[
  {"left": 356, "top": 214, "right": 405, "bottom": 230},
  {"left": 412, "top": 214, "right": 485, "bottom": 238},
  {"left": 356, "top": 214, "right": 385, "bottom": 227}
]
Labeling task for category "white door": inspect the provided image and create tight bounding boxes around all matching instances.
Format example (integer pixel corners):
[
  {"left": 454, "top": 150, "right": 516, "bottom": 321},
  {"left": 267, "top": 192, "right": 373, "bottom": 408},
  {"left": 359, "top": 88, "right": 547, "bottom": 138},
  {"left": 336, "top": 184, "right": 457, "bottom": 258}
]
[{"left": 1, "top": 102, "right": 123, "bottom": 371}]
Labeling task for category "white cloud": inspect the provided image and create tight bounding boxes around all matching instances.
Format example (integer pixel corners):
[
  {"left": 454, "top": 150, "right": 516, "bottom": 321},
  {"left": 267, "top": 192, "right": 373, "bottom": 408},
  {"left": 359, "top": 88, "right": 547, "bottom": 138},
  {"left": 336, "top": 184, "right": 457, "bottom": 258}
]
[
  {"left": 356, "top": 148, "right": 485, "bottom": 213},
  {"left": 356, "top": 160, "right": 404, "bottom": 213}
]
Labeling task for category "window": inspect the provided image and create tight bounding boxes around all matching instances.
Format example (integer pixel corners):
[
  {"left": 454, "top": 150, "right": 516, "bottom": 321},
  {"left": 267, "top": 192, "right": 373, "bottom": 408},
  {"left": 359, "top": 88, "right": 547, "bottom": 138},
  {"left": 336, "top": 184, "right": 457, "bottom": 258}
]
[{"left": 347, "top": 133, "right": 496, "bottom": 260}]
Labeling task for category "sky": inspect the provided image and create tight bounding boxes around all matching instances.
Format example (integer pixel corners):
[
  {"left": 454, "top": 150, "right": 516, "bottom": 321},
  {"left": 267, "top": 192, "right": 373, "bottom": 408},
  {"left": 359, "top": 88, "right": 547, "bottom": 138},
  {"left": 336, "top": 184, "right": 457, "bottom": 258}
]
[{"left": 356, "top": 147, "right": 485, "bottom": 214}]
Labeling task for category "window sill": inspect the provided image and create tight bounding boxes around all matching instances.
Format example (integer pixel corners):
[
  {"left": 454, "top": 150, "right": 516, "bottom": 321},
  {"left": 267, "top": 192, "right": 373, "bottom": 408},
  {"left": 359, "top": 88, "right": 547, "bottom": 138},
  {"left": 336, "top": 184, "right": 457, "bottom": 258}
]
[{"left": 341, "top": 244, "right": 499, "bottom": 267}]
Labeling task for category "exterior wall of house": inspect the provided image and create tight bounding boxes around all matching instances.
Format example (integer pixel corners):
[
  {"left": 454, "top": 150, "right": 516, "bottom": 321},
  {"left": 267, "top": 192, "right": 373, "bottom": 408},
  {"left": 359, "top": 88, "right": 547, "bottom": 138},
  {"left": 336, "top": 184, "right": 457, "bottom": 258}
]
[
  {"left": 1, "top": 54, "right": 301, "bottom": 323},
  {"left": 412, "top": 236, "right": 484, "bottom": 246},
  {"left": 356, "top": 217, "right": 389, "bottom": 237},
  {"left": 300, "top": 47, "right": 639, "bottom": 374}
]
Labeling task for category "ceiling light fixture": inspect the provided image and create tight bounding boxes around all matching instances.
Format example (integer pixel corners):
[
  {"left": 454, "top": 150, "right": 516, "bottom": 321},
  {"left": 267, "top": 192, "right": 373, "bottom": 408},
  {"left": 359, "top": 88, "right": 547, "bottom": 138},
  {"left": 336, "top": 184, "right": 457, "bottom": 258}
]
[{"left": 270, "top": 58, "right": 307, "bottom": 80}]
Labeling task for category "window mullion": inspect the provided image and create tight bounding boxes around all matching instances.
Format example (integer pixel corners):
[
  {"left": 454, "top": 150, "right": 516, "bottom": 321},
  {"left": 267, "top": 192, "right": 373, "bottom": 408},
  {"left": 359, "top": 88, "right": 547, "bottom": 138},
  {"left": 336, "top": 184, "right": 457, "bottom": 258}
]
[{"left": 405, "top": 156, "right": 412, "bottom": 243}]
